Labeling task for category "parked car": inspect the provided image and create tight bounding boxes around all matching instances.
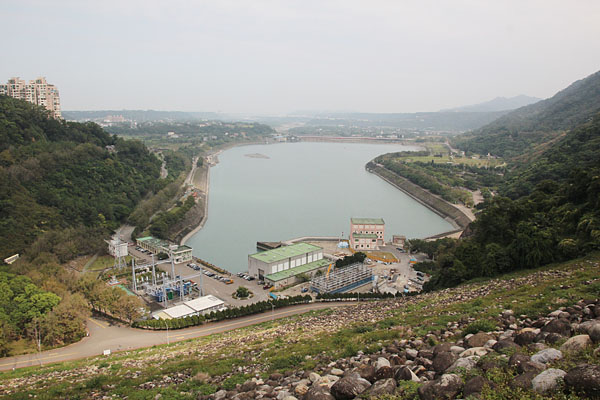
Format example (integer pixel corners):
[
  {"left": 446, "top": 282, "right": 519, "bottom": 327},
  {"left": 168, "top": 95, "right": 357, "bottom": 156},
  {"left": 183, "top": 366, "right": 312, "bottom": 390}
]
[
  {"left": 301, "top": 288, "right": 308, "bottom": 293},
  {"left": 263, "top": 284, "right": 271, "bottom": 290},
  {"left": 225, "top": 279, "right": 234, "bottom": 284}
]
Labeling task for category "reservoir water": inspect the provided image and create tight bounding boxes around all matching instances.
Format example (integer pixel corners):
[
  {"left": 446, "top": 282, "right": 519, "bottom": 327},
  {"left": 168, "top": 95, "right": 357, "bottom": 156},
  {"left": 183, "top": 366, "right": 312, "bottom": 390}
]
[{"left": 187, "top": 142, "right": 453, "bottom": 272}]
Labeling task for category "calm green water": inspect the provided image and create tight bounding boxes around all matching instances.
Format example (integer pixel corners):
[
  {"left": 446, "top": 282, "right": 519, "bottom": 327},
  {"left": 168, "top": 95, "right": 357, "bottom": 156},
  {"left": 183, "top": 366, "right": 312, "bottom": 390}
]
[{"left": 187, "top": 142, "right": 453, "bottom": 272}]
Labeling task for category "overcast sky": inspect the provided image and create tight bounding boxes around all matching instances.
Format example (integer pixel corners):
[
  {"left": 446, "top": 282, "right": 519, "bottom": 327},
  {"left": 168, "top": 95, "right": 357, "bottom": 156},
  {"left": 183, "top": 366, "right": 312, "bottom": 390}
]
[{"left": 2, "top": 0, "right": 600, "bottom": 114}]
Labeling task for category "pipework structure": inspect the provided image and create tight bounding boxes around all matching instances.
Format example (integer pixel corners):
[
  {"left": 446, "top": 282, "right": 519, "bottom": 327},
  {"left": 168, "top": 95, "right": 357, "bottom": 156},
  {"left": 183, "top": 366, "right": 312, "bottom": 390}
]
[{"left": 310, "top": 262, "right": 373, "bottom": 294}]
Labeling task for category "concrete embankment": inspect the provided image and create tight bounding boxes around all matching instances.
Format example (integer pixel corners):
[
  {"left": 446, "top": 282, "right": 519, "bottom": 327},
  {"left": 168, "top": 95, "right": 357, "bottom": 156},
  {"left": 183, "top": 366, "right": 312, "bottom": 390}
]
[{"left": 366, "top": 162, "right": 473, "bottom": 231}]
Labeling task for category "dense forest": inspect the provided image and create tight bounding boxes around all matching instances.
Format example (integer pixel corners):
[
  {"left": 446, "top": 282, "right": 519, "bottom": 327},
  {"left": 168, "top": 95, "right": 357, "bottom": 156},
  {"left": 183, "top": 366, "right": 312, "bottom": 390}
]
[
  {"left": 453, "top": 70, "right": 600, "bottom": 159},
  {"left": 0, "top": 95, "right": 161, "bottom": 259},
  {"left": 420, "top": 113, "right": 600, "bottom": 290},
  {"left": 0, "top": 96, "right": 160, "bottom": 355}
]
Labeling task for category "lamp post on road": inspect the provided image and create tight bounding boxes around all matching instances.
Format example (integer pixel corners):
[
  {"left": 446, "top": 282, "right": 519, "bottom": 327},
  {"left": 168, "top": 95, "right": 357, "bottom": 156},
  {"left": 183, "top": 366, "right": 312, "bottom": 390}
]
[
  {"left": 271, "top": 302, "right": 274, "bottom": 321},
  {"left": 163, "top": 320, "right": 169, "bottom": 345}
]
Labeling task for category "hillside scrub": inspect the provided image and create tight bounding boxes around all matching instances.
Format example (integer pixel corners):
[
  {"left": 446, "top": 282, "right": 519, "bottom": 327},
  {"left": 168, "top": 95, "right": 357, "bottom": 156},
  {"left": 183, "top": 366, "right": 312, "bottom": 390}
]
[{"left": 421, "top": 114, "right": 600, "bottom": 291}]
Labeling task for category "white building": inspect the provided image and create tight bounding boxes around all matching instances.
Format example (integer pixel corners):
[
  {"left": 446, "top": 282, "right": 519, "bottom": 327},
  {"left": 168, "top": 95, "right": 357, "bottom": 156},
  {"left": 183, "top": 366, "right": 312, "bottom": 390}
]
[{"left": 153, "top": 295, "right": 226, "bottom": 319}]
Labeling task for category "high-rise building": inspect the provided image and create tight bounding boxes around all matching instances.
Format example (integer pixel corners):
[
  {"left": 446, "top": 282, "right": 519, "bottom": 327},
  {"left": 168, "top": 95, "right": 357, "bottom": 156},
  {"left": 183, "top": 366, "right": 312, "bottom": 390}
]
[{"left": 0, "top": 77, "right": 61, "bottom": 118}]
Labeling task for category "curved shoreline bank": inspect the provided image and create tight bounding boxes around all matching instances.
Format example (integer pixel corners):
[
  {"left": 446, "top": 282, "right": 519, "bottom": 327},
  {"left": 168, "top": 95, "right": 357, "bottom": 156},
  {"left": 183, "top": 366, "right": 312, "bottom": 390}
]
[{"left": 366, "top": 161, "right": 474, "bottom": 234}]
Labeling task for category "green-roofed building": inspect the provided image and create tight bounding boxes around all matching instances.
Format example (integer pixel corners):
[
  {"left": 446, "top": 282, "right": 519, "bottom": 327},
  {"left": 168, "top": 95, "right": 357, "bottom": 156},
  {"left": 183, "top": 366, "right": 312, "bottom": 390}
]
[
  {"left": 248, "top": 242, "right": 325, "bottom": 282},
  {"left": 264, "top": 259, "right": 331, "bottom": 288},
  {"left": 350, "top": 217, "right": 385, "bottom": 250}
]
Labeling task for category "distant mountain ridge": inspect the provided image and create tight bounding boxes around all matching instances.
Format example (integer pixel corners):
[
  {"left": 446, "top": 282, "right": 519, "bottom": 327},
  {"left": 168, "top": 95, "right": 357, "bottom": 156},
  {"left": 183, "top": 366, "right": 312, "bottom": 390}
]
[
  {"left": 302, "top": 111, "right": 508, "bottom": 131},
  {"left": 441, "top": 95, "right": 541, "bottom": 112},
  {"left": 454, "top": 70, "right": 600, "bottom": 159},
  {"left": 62, "top": 109, "right": 221, "bottom": 122}
]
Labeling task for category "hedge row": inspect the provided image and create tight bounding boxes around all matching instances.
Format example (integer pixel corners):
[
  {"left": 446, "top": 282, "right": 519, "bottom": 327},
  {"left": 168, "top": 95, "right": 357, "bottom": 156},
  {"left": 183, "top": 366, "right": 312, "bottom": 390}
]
[
  {"left": 133, "top": 295, "right": 312, "bottom": 330},
  {"left": 316, "top": 291, "right": 399, "bottom": 300}
]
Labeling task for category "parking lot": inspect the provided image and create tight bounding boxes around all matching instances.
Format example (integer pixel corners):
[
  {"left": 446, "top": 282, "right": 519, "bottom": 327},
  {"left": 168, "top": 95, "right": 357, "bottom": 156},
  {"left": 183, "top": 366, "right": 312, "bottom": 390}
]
[{"left": 128, "top": 246, "right": 270, "bottom": 307}]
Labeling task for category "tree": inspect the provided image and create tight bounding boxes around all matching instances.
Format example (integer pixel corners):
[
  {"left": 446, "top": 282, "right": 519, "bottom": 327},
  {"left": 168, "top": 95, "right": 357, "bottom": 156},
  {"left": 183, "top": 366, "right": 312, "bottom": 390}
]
[{"left": 235, "top": 286, "right": 250, "bottom": 298}]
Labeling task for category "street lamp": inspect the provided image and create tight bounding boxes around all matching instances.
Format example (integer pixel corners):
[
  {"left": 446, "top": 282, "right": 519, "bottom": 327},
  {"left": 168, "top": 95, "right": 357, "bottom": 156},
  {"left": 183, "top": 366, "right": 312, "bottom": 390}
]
[
  {"left": 163, "top": 319, "right": 169, "bottom": 345},
  {"left": 271, "top": 302, "right": 274, "bottom": 321}
]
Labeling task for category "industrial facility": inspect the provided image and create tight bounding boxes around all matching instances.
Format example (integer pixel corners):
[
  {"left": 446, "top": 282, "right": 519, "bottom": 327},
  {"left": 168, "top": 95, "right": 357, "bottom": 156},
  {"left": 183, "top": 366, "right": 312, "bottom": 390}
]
[
  {"left": 264, "top": 258, "right": 330, "bottom": 289},
  {"left": 310, "top": 262, "right": 373, "bottom": 294},
  {"left": 248, "top": 242, "right": 325, "bottom": 281},
  {"left": 349, "top": 217, "right": 385, "bottom": 250},
  {"left": 136, "top": 236, "right": 193, "bottom": 264}
]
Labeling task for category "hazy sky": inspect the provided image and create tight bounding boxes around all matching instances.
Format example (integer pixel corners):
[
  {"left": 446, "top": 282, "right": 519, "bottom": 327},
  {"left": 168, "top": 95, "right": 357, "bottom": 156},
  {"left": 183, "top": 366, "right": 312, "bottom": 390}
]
[{"left": 2, "top": 0, "right": 600, "bottom": 114}]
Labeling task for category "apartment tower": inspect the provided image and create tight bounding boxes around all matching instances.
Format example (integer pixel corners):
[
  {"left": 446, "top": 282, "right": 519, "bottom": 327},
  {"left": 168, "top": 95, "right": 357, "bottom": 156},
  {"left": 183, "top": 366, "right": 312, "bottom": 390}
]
[{"left": 0, "top": 77, "right": 61, "bottom": 118}]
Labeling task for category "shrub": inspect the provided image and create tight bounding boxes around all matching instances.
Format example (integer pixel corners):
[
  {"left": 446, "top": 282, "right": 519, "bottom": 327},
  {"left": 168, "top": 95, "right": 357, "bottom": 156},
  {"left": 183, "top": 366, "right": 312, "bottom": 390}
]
[{"left": 463, "top": 319, "right": 497, "bottom": 336}]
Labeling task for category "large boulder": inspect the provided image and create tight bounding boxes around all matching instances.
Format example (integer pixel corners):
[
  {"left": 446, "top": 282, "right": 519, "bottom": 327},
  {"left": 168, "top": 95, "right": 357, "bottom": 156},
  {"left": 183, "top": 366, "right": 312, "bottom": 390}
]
[
  {"left": 510, "top": 371, "right": 538, "bottom": 390},
  {"left": 375, "top": 366, "right": 394, "bottom": 380},
  {"left": 542, "top": 319, "right": 572, "bottom": 337},
  {"left": 463, "top": 375, "right": 493, "bottom": 398},
  {"left": 355, "top": 364, "right": 377, "bottom": 383},
  {"left": 304, "top": 386, "right": 335, "bottom": 400},
  {"left": 532, "top": 369, "right": 567, "bottom": 394},
  {"left": 589, "top": 324, "right": 600, "bottom": 344},
  {"left": 446, "top": 356, "right": 478, "bottom": 373},
  {"left": 364, "top": 378, "right": 397, "bottom": 396},
  {"left": 492, "top": 339, "right": 520, "bottom": 353},
  {"left": 514, "top": 331, "right": 537, "bottom": 346},
  {"left": 406, "top": 348, "right": 419, "bottom": 360},
  {"left": 560, "top": 335, "right": 592, "bottom": 353},
  {"left": 375, "top": 357, "right": 391, "bottom": 370},
  {"left": 417, "top": 374, "right": 463, "bottom": 400},
  {"left": 329, "top": 373, "right": 371, "bottom": 400},
  {"left": 395, "top": 366, "right": 420, "bottom": 382},
  {"left": 459, "top": 347, "right": 489, "bottom": 358},
  {"left": 432, "top": 352, "right": 458, "bottom": 373},
  {"left": 531, "top": 348, "right": 563, "bottom": 364},
  {"left": 466, "top": 332, "right": 493, "bottom": 348},
  {"left": 577, "top": 320, "right": 599, "bottom": 335},
  {"left": 509, "top": 353, "right": 545, "bottom": 374},
  {"left": 564, "top": 364, "right": 600, "bottom": 398}
]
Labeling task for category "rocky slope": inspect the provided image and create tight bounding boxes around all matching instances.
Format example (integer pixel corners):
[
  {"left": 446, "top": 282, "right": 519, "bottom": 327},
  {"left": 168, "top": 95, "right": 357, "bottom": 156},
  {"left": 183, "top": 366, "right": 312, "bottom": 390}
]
[{"left": 1, "top": 255, "right": 599, "bottom": 399}]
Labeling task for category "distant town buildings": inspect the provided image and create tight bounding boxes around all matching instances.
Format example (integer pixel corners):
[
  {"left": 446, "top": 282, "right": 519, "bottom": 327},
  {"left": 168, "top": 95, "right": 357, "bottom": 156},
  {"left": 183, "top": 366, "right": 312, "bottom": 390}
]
[
  {"left": 0, "top": 77, "right": 61, "bottom": 118},
  {"left": 350, "top": 217, "right": 385, "bottom": 250}
]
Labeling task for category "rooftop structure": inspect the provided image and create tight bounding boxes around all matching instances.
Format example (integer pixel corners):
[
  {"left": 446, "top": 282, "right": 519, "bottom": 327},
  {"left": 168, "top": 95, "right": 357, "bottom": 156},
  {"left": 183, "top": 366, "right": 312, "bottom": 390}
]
[
  {"left": 351, "top": 218, "right": 385, "bottom": 225},
  {"left": 153, "top": 295, "right": 226, "bottom": 319},
  {"left": 249, "top": 243, "right": 321, "bottom": 264},
  {"left": 136, "top": 236, "right": 192, "bottom": 264},
  {"left": 184, "top": 295, "right": 225, "bottom": 314},
  {"left": 264, "top": 259, "right": 330, "bottom": 287},
  {"left": 248, "top": 242, "right": 324, "bottom": 281}
]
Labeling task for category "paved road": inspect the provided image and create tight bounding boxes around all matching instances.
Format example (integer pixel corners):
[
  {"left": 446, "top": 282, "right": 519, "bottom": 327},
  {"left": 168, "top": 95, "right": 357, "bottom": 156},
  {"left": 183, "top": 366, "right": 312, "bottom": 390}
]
[{"left": 0, "top": 302, "right": 355, "bottom": 372}]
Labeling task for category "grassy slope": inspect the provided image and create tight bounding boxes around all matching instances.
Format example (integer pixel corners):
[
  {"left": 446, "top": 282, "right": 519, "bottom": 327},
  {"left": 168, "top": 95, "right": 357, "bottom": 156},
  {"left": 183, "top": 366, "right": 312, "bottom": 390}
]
[{"left": 1, "top": 252, "right": 599, "bottom": 399}]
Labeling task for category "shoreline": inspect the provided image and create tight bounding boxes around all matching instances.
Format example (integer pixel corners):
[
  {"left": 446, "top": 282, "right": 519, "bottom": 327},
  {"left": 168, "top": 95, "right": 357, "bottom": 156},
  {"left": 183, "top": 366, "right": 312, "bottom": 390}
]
[
  {"left": 180, "top": 141, "right": 471, "bottom": 247},
  {"left": 366, "top": 161, "right": 474, "bottom": 235},
  {"left": 180, "top": 140, "right": 267, "bottom": 245}
]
